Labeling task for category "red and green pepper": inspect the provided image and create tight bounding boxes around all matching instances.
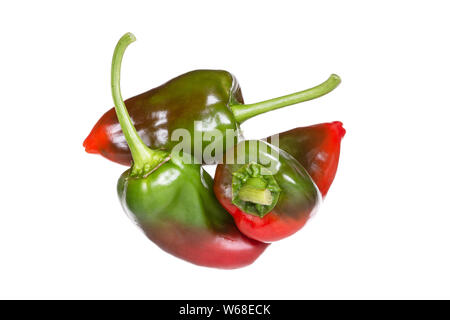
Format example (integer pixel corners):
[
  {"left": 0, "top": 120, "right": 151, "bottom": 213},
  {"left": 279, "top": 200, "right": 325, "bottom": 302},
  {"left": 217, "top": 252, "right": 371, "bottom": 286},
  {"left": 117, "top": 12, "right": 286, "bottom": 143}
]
[
  {"left": 214, "top": 140, "right": 321, "bottom": 242},
  {"left": 85, "top": 32, "right": 345, "bottom": 268},
  {"left": 84, "top": 65, "right": 340, "bottom": 165}
]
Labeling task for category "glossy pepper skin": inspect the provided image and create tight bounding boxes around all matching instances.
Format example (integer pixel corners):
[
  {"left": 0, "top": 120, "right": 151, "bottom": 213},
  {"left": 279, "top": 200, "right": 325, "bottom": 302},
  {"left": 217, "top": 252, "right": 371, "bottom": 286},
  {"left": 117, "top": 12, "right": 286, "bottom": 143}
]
[
  {"left": 268, "top": 121, "right": 346, "bottom": 197},
  {"left": 110, "top": 33, "right": 268, "bottom": 269},
  {"left": 84, "top": 69, "right": 244, "bottom": 165},
  {"left": 214, "top": 140, "right": 321, "bottom": 242},
  {"left": 84, "top": 58, "right": 341, "bottom": 165},
  {"left": 118, "top": 157, "right": 268, "bottom": 269}
]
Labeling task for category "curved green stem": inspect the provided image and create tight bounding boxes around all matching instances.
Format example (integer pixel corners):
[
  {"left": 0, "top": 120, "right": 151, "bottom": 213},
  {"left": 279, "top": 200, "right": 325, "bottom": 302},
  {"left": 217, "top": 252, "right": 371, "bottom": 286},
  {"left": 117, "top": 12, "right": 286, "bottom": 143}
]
[
  {"left": 230, "top": 74, "right": 341, "bottom": 123},
  {"left": 111, "top": 33, "right": 169, "bottom": 177}
]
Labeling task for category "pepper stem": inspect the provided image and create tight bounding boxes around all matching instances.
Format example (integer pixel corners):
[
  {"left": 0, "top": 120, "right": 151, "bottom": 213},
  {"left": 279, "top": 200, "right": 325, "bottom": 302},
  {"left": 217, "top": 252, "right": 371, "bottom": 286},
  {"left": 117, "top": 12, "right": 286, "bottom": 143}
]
[
  {"left": 230, "top": 74, "right": 341, "bottom": 123},
  {"left": 111, "top": 33, "right": 169, "bottom": 177},
  {"left": 238, "top": 181, "right": 273, "bottom": 206},
  {"left": 231, "top": 163, "right": 281, "bottom": 217}
]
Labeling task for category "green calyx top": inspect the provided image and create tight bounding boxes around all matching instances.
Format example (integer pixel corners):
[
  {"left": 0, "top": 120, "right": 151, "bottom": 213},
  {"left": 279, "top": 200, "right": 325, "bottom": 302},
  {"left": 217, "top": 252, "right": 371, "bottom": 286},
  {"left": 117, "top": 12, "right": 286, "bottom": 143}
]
[
  {"left": 231, "top": 163, "right": 281, "bottom": 217},
  {"left": 230, "top": 74, "right": 341, "bottom": 123},
  {"left": 111, "top": 33, "right": 169, "bottom": 178}
]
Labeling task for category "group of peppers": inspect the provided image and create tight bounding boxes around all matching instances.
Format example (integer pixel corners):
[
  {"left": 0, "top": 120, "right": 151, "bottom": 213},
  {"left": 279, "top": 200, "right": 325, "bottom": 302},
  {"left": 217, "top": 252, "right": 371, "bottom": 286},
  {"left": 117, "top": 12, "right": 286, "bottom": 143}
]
[{"left": 84, "top": 33, "right": 345, "bottom": 269}]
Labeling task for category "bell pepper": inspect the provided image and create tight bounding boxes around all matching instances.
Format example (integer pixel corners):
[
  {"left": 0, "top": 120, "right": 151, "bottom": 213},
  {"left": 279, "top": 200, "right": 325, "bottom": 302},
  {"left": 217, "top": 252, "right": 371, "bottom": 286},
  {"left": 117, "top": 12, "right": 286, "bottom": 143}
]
[
  {"left": 110, "top": 33, "right": 268, "bottom": 269},
  {"left": 214, "top": 140, "right": 320, "bottom": 242},
  {"left": 84, "top": 44, "right": 341, "bottom": 165},
  {"left": 267, "top": 121, "right": 346, "bottom": 197}
]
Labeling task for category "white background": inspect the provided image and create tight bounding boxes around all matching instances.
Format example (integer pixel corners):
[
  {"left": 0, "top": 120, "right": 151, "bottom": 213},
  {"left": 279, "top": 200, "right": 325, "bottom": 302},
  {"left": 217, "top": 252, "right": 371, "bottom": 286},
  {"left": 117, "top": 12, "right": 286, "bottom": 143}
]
[{"left": 1, "top": 1, "right": 449, "bottom": 299}]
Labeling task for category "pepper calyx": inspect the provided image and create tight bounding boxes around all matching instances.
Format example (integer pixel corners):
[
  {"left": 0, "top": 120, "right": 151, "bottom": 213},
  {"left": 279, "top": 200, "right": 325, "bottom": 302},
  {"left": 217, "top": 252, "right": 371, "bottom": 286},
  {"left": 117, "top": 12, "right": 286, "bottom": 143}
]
[
  {"left": 231, "top": 162, "right": 281, "bottom": 217},
  {"left": 129, "top": 152, "right": 171, "bottom": 178}
]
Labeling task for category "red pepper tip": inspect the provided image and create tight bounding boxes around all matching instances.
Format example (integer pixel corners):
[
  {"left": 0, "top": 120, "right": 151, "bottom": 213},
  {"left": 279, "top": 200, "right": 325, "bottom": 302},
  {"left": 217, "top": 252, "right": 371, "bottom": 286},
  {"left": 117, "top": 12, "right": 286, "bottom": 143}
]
[
  {"left": 330, "top": 121, "right": 346, "bottom": 139},
  {"left": 83, "top": 134, "right": 99, "bottom": 154}
]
